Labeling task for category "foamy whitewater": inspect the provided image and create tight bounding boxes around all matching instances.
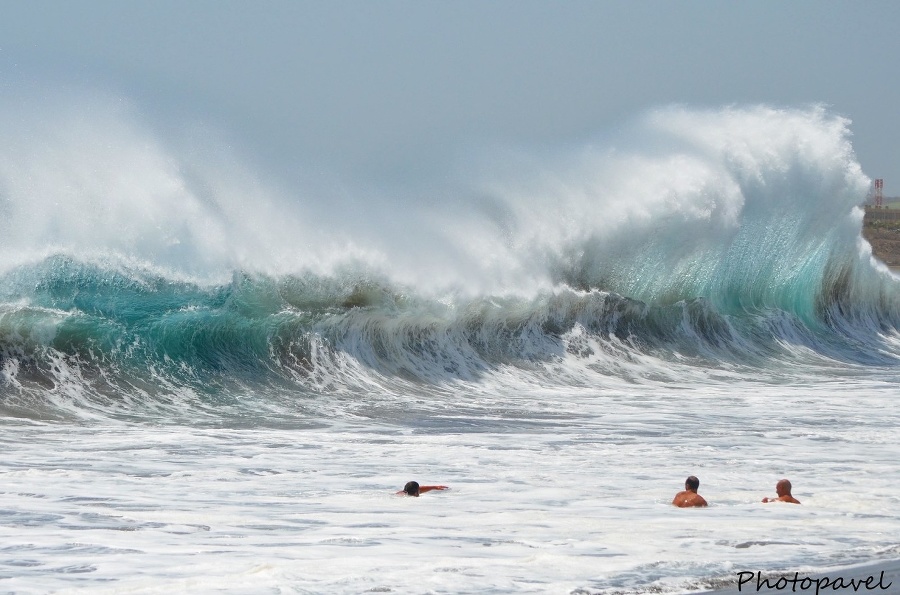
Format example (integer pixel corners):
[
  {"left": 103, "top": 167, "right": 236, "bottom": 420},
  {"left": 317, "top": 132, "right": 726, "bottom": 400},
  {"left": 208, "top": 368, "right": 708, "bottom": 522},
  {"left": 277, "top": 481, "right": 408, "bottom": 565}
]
[{"left": 1, "top": 100, "right": 899, "bottom": 594}]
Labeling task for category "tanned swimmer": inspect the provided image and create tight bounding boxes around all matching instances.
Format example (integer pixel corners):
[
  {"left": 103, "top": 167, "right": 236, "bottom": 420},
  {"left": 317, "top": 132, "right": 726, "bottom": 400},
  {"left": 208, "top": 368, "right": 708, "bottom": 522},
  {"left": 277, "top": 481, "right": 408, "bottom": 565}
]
[
  {"left": 762, "top": 478, "right": 800, "bottom": 504},
  {"left": 672, "top": 475, "right": 708, "bottom": 507},
  {"left": 397, "top": 481, "right": 449, "bottom": 497}
]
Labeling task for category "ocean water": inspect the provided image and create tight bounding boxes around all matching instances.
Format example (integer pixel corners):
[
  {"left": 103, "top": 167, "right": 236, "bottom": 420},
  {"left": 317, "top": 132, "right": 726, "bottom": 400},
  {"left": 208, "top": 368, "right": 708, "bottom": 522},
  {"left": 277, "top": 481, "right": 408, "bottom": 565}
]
[{"left": 1, "top": 103, "right": 899, "bottom": 594}]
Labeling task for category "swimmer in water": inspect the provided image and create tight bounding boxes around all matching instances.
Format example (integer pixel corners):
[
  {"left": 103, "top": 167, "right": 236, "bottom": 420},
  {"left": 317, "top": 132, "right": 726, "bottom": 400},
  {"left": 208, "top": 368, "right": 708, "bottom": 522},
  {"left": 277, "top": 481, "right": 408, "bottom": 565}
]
[
  {"left": 762, "top": 479, "right": 800, "bottom": 504},
  {"left": 397, "top": 481, "right": 449, "bottom": 496},
  {"left": 672, "top": 475, "right": 708, "bottom": 507}
]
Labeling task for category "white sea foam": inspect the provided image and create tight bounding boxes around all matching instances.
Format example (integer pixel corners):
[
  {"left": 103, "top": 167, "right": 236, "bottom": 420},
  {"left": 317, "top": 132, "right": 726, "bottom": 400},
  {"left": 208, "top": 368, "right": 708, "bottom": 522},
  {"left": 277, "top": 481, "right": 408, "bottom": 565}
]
[{"left": 2, "top": 376, "right": 899, "bottom": 594}]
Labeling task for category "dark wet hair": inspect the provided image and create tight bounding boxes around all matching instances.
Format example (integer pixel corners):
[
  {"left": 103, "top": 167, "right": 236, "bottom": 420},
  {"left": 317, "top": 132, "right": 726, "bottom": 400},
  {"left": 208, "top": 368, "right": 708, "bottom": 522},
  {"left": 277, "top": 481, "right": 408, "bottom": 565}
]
[
  {"left": 403, "top": 481, "right": 420, "bottom": 496},
  {"left": 685, "top": 476, "right": 700, "bottom": 491}
]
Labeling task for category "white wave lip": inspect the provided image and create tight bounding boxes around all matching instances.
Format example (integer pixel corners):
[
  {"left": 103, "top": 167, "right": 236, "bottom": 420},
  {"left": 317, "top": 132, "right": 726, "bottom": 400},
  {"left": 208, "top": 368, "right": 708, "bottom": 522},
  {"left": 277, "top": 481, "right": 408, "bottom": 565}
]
[{"left": 0, "top": 97, "right": 875, "bottom": 298}]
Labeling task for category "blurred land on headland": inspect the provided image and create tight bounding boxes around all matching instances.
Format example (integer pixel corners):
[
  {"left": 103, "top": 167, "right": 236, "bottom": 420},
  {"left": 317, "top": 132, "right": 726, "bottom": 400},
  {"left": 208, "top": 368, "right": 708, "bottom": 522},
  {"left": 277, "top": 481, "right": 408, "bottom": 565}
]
[{"left": 862, "top": 205, "right": 900, "bottom": 268}]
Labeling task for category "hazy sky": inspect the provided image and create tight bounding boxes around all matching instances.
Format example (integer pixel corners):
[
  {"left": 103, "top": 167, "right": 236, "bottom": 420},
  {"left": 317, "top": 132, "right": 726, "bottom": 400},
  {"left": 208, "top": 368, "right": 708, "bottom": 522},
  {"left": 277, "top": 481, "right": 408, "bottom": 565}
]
[{"left": 2, "top": 1, "right": 899, "bottom": 193}]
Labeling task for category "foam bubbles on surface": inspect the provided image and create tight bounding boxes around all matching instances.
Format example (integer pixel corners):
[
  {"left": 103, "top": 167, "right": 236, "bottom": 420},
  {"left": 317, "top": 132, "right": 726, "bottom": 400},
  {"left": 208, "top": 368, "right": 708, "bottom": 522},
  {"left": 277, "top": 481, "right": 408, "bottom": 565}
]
[{"left": 2, "top": 378, "right": 900, "bottom": 594}]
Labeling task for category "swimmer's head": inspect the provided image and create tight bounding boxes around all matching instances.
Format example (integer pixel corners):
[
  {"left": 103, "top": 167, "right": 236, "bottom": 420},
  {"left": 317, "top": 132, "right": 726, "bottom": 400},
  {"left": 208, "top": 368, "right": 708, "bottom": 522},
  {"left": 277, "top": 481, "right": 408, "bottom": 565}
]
[
  {"left": 403, "top": 481, "right": 420, "bottom": 496},
  {"left": 685, "top": 476, "right": 700, "bottom": 492},
  {"left": 776, "top": 479, "right": 792, "bottom": 496}
]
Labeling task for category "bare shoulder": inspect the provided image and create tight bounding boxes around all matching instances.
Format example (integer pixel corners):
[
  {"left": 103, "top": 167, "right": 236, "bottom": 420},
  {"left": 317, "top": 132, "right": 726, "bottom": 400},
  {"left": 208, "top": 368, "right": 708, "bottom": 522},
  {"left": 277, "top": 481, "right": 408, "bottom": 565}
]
[
  {"left": 672, "top": 491, "right": 707, "bottom": 507},
  {"left": 763, "top": 495, "right": 801, "bottom": 504}
]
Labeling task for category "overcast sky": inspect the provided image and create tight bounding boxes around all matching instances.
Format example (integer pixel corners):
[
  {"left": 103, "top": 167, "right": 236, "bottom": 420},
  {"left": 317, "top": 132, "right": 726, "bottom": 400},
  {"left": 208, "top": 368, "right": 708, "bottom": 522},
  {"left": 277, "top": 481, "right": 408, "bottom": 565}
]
[{"left": 2, "top": 1, "right": 899, "bottom": 194}]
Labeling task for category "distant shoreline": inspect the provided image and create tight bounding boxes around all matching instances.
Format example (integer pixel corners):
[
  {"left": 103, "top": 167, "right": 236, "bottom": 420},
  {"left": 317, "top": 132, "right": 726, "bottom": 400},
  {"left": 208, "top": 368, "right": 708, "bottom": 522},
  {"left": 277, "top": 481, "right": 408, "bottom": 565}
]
[{"left": 862, "top": 208, "right": 900, "bottom": 269}]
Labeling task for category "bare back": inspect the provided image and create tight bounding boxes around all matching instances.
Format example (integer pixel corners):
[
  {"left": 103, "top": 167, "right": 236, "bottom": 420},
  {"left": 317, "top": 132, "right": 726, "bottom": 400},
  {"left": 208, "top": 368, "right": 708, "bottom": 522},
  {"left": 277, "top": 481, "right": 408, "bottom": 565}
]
[{"left": 672, "top": 490, "right": 708, "bottom": 507}]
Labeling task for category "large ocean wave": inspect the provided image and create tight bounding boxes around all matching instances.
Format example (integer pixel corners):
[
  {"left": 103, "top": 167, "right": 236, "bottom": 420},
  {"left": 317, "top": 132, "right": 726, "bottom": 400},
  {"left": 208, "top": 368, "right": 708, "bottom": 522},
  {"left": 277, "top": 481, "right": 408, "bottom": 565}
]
[{"left": 2, "top": 100, "right": 899, "bottom": 421}]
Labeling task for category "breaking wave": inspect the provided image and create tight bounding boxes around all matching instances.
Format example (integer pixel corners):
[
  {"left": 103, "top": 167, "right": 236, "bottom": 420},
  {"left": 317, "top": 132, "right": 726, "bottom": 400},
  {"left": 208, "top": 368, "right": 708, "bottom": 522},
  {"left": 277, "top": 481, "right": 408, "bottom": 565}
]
[{"left": 1, "top": 98, "right": 898, "bottom": 421}]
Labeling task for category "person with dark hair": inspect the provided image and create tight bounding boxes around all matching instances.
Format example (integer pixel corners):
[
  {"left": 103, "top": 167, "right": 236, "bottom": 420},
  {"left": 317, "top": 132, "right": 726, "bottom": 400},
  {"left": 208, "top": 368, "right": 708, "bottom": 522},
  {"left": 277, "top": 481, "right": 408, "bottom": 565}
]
[
  {"left": 672, "top": 475, "right": 708, "bottom": 507},
  {"left": 762, "top": 479, "right": 800, "bottom": 504},
  {"left": 397, "top": 481, "right": 449, "bottom": 497}
]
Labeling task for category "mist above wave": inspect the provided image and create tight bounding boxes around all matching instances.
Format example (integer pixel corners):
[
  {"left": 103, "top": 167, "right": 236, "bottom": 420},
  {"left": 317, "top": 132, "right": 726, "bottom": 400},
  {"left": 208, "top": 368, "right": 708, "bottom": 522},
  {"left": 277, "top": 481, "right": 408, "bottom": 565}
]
[{"left": 0, "top": 91, "right": 880, "bottom": 308}]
